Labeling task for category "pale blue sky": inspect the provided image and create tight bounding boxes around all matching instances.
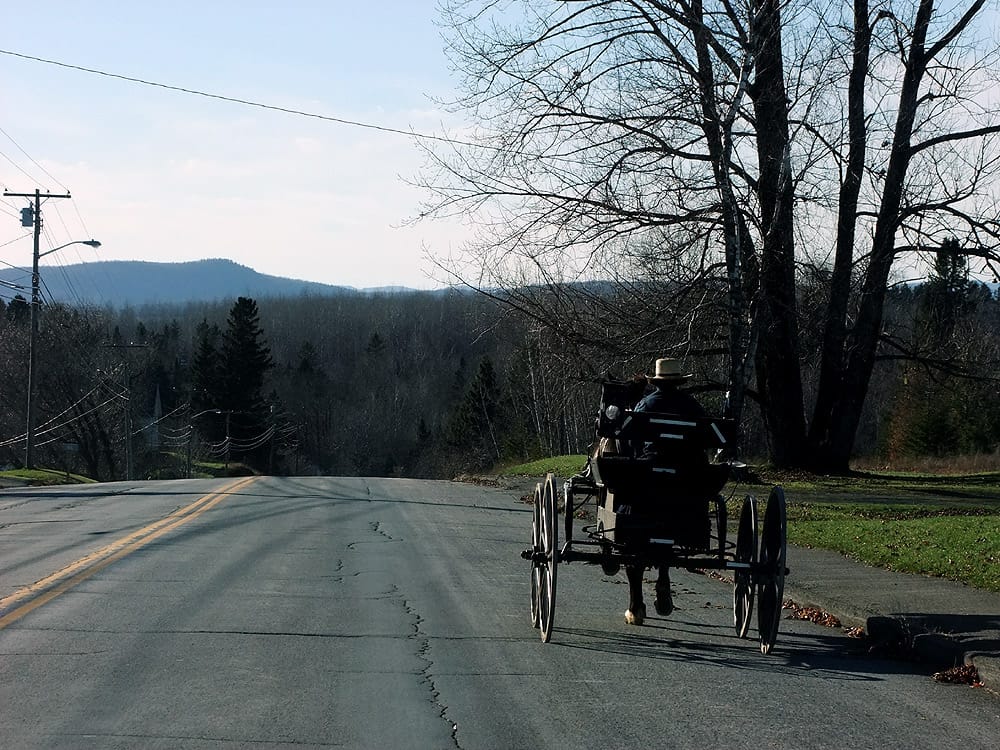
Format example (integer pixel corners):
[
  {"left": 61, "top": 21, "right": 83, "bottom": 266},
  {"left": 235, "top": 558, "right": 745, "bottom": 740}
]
[{"left": 0, "top": 2, "right": 466, "bottom": 289}]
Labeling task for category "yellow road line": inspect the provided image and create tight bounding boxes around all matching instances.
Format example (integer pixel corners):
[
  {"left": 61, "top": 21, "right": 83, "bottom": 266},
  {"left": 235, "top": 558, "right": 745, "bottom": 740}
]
[{"left": 0, "top": 475, "right": 260, "bottom": 630}]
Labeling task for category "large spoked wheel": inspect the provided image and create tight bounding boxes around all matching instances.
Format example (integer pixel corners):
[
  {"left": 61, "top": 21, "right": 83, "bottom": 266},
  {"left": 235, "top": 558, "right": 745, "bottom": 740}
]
[
  {"left": 733, "top": 494, "right": 757, "bottom": 639},
  {"left": 529, "top": 483, "right": 542, "bottom": 629},
  {"left": 757, "top": 486, "right": 787, "bottom": 654},
  {"left": 563, "top": 481, "right": 574, "bottom": 550},
  {"left": 538, "top": 473, "right": 559, "bottom": 642}
]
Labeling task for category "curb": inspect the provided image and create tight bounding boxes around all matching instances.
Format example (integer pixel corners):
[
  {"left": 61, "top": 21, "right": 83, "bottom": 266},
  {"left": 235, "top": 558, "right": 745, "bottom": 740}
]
[
  {"left": 868, "top": 615, "right": 1000, "bottom": 697},
  {"left": 780, "top": 583, "right": 999, "bottom": 699}
]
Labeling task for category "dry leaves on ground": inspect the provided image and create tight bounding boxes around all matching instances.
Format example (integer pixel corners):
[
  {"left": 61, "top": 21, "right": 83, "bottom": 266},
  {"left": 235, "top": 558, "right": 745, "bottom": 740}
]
[
  {"left": 783, "top": 599, "right": 843, "bottom": 628},
  {"left": 932, "top": 664, "right": 983, "bottom": 686}
]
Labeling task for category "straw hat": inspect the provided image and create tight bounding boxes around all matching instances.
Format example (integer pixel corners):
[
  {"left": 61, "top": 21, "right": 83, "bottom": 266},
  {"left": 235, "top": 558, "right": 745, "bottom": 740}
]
[{"left": 647, "top": 358, "right": 692, "bottom": 383}]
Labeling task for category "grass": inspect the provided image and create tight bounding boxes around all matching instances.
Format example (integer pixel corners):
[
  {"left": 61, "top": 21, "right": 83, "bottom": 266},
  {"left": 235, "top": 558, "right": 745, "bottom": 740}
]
[
  {"left": 498, "top": 454, "right": 1000, "bottom": 592},
  {"left": 788, "top": 503, "right": 1000, "bottom": 592},
  {"left": 501, "top": 455, "right": 589, "bottom": 480},
  {"left": 0, "top": 468, "right": 96, "bottom": 485},
  {"left": 0, "top": 460, "right": 255, "bottom": 485}
]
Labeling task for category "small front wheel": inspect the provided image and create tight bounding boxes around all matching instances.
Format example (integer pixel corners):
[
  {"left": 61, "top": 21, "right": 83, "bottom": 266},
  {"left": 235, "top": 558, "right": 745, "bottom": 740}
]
[
  {"left": 733, "top": 494, "right": 757, "bottom": 639},
  {"left": 529, "top": 483, "right": 542, "bottom": 629},
  {"left": 563, "top": 481, "right": 574, "bottom": 550},
  {"left": 538, "top": 473, "right": 559, "bottom": 642}
]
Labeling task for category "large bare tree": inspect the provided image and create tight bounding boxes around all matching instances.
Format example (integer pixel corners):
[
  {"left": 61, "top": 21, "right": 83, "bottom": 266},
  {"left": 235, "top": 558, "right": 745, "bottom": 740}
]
[{"left": 420, "top": 0, "right": 1000, "bottom": 471}]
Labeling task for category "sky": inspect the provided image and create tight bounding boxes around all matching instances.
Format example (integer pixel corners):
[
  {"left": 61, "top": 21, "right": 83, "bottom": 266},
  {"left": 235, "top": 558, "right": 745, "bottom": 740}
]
[{"left": 0, "top": 2, "right": 469, "bottom": 291}]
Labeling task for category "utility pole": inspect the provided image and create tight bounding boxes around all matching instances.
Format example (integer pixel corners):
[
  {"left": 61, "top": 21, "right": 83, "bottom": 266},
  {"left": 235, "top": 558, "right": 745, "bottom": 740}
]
[
  {"left": 103, "top": 343, "right": 148, "bottom": 480},
  {"left": 4, "top": 189, "right": 72, "bottom": 469}
]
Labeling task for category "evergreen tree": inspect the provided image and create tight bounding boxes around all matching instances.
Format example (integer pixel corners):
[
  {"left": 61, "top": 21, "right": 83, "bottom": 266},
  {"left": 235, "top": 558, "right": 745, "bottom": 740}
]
[
  {"left": 919, "top": 238, "right": 975, "bottom": 348},
  {"left": 5, "top": 295, "right": 29, "bottom": 325},
  {"left": 191, "top": 319, "right": 223, "bottom": 413},
  {"left": 448, "top": 356, "right": 501, "bottom": 470},
  {"left": 220, "top": 297, "right": 274, "bottom": 468},
  {"left": 220, "top": 298, "right": 272, "bottom": 412}
]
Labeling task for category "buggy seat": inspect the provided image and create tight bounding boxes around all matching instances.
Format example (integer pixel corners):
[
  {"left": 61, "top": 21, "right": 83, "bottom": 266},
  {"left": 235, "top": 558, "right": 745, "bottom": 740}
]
[
  {"left": 591, "top": 409, "right": 733, "bottom": 499},
  {"left": 588, "top": 382, "right": 735, "bottom": 549}
]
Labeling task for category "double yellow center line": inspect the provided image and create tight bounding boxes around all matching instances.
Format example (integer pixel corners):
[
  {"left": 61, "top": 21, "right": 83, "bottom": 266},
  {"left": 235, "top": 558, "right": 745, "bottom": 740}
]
[{"left": 0, "top": 475, "right": 259, "bottom": 630}]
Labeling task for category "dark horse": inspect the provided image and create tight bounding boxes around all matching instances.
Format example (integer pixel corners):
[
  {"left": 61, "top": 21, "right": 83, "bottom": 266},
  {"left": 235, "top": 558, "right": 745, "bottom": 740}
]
[
  {"left": 619, "top": 494, "right": 678, "bottom": 624},
  {"left": 624, "top": 565, "right": 672, "bottom": 625},
  {"left": 620, "top": 488, "right": 715, "bottom": 625}
]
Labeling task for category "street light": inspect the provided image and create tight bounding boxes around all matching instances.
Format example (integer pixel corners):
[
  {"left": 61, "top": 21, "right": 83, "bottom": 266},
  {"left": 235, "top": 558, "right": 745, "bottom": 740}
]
[{"left": 25, "top": 238, "right": 102, "bottom": 469}]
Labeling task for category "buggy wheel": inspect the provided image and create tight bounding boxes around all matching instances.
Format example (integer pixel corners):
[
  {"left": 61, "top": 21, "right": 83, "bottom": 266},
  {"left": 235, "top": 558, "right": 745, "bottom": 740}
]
[
  {"left": 733, "top": 494, "right": 757, "bottom": 638},
  {"left": 529, "top": 483, "right": 542, "bottom": 629},
  {"left": 563, "top": 481, "right": 574, "bottom": 548},
  {"left": 757, "top": 486, "right": 787, "bottom": 654},
  {"left": 539, "top": 473, "right": 559, "bottom": 642}
]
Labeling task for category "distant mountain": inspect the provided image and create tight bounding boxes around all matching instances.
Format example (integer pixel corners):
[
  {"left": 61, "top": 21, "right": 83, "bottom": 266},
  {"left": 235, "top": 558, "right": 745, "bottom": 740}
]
[{"left": 0, "top": 259, "right": 366, "bottom": 308}]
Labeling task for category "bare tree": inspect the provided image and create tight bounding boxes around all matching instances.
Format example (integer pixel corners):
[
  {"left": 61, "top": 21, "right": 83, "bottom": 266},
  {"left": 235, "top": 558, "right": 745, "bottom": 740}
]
[{"left": 420, "top": 0, "right": 1000, "bottom": 470}]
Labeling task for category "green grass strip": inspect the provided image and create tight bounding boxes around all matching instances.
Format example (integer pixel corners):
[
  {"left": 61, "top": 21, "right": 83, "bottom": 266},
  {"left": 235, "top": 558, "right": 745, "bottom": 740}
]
[{"left": 789, "top": 504, "right": 1000, "bottom": 592}]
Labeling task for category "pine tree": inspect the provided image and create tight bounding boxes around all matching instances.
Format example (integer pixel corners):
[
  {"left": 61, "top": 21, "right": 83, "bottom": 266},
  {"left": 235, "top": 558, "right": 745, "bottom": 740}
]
[
  {"left": 220, "top": 297, "right": 274, "bottom": 468},
  {"left": 191, "top": 319, "right": 223, "bottom": 413},
  {"left": 221, "top": 297, "right": 273, "bottom": 413},
  {"left": 919, "top": 238, "right": 974, "bottom": 348},
  {"left": 5, "top": 295, "right": 29, "bottom": 325},
  {"left": 448, "top": 356, "right": 501, "bottom": 469}
]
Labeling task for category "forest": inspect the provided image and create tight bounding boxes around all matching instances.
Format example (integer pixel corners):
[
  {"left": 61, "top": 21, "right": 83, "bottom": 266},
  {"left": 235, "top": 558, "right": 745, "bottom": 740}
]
[{"left": 1, "top": 255, "right": 998, "bottom": 482}]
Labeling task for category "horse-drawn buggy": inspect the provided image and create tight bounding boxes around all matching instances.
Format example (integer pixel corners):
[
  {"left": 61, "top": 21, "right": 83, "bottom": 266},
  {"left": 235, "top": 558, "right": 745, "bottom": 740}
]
[{"left": 523, "top": 374, "right": 788, "bottom": 654}]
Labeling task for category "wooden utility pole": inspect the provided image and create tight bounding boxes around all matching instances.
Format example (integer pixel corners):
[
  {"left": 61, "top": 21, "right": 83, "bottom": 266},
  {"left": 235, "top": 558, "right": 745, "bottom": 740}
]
[{"left": 4, "top": 188, "right": 72, "bottom": 469}]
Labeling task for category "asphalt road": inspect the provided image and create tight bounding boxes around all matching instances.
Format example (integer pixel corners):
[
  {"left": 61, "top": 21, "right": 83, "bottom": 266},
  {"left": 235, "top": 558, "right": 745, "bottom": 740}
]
[{"left": 1, "top": 476, "right": 996, "bottom": 749}]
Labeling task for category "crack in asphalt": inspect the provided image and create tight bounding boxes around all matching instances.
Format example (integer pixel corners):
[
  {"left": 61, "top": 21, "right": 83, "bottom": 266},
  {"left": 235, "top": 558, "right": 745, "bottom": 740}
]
[
  {"left": 370, "top": 520, "right": 398, "bottom": 541},
  {"left": 346, "top": 523, "right": 398, "bottom": 551},
  {"left": 396, "top": 585, "right": 463, "bottom": 750}
]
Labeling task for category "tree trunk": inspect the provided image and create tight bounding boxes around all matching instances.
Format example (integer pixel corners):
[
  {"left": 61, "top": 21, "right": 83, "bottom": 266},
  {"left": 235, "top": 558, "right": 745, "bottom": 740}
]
[
  {"left": 751, "top": 0, "right": 807, "bottom": 467},
  {"left": 808, "top": 0, "right": 872, "bottom": 470},
  {"left": 809, "top": 0, "right": 934, "bottom": 473}
]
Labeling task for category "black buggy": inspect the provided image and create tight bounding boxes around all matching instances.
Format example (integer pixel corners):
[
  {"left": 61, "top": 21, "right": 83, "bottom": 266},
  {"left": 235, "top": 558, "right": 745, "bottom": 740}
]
[{"left": 522, "top": 379, "right": 789, "bottom": 653}]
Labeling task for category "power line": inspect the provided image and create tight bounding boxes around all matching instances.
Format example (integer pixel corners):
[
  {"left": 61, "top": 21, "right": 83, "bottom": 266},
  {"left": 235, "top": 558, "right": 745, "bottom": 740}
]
[
  {"left": 0, "top": 146, "right": 42, "bottom": 184},
  {"left": 0, "top": 48, "right": 478, "bottom": 149},
  {"left": 0, "top": 124, "right": 69, "bottom": 191},
  {"left": 0, "top": 232, "right": 32, "bottom": 251}
]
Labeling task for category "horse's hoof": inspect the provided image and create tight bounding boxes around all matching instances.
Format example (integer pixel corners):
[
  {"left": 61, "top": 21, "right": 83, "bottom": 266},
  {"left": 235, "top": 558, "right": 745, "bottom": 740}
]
[
  {"left": 653, "top": 586, "right": 674, "bottom": 617},
  {"left": 625, "top": 605, "right": 646, "bottom": 626},
  {"left": 653, "top": 593, "right": 674, "bottom": 616}
]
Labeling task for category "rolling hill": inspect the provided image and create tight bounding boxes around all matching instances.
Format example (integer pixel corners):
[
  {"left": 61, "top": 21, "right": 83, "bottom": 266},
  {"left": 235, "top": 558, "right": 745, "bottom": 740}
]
[{"left": 0, "top": 259, "right": 364, "bottom": 308}]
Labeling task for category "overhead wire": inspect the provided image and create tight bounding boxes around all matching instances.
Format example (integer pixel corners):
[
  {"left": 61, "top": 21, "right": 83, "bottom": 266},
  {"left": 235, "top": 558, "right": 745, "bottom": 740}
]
[
  {"left": 0, "top": 123, "right": 69, "bottom": 191},
  {"left": 0, "top": 47, "right": 485, "bottom": 151},
  {"left": 45, "top": 201, "right": 109, "bottom": 304},
  {"left": 32, "top": 393, "right": 122, "bottom": 442},
  {"left": 130, "top": 402, "right": 190, "bottom": 437},
  {"left": 0, "top": 146, "right": 42, "bottom": 184},
  {"left": 0, "top": 202, "right": 18, "bottom": 220},
  {"left": 0, "top": 389, "right": 122, "bottom": 447},
  {"left": 31, "top": 380, "right": 107, "bottom": 432},
  {"left": 40, "top": 223, "right": 86, "bottom": 307}
]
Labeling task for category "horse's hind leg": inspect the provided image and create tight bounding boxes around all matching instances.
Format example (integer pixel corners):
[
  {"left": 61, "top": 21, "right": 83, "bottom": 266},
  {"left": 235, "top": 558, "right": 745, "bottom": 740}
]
[
  {"left": 654, "top": 566, "right": 673, "bottom": 616},
  {"left": 624, "top": 565, "right": 646, "bottom": 625}
]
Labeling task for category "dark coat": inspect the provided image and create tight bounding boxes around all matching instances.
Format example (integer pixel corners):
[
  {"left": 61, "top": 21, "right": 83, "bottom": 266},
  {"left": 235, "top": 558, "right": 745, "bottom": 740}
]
[{"left": 633, "top": 384, "right": 707, "bottom": 464}]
